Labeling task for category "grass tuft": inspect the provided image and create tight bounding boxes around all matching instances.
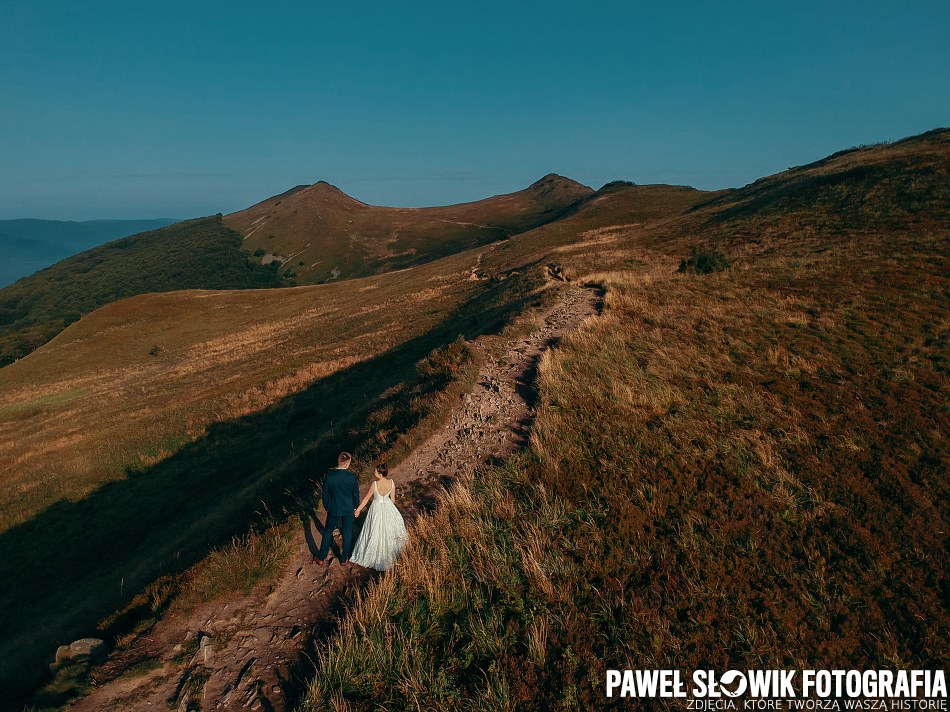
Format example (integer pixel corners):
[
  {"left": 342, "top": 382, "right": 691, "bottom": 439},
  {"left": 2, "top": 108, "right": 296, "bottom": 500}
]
[{"left": 173, "top": 526, "right": 294, "bottom": 610}]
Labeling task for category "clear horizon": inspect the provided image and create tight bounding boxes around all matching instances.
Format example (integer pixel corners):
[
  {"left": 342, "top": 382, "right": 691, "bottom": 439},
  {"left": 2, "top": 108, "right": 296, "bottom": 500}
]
[{"left": 1, "top": 1, "right": 948, "bottom": 221}]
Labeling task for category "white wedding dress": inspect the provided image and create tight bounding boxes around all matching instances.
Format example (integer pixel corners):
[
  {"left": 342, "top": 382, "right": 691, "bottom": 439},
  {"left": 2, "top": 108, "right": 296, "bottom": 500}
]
[{"left": 350, "top": 480, "right": 408, "bottom": 571}]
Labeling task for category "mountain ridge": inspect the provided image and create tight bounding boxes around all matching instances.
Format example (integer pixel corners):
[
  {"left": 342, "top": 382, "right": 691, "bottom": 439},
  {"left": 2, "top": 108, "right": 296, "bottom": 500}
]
[
  {"left": 0, "top": 176, "right": 598, "bottom": 366},
  {"left": 223, "top": 174, "right": 594, "bottom": 283}
]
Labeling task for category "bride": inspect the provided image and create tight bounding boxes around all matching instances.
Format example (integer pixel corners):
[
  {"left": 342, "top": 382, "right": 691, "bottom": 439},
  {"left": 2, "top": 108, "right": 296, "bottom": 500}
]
[{"left": 350, "top": 463, "right": 408, "bottom": 571}]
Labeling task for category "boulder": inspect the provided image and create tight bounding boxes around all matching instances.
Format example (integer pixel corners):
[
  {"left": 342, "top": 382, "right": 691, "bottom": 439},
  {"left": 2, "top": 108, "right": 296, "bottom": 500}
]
[
  {"left": 53, "top": 645, "right": 72, "bottom": 668},
  {"left": 70, "top": 638, "right": 108, "bottom": 660},
  {"left": 50, "top": 638, "right": 108, "bottom": 670}
]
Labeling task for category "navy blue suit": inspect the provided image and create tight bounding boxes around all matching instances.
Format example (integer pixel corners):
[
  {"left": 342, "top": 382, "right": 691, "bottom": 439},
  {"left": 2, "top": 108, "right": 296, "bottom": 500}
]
[{"left": 317, "top": 467, "right": 360, "bottom": 561}]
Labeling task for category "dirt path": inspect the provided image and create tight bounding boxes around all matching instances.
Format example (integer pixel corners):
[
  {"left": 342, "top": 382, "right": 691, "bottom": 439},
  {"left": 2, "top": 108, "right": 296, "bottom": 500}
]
[{"left": 69, "top": 283, "right": 600, "bottom": 712}]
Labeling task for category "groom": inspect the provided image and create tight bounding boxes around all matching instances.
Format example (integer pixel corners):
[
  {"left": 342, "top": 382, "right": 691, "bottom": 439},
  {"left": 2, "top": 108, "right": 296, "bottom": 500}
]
[{"left": 314, "top": 451, "right": 360, "bottom": 565}]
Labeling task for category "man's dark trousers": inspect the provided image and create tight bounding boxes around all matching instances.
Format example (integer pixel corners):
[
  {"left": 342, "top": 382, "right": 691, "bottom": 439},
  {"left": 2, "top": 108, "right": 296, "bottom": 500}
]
[
  {"left": 317, "top": 514, "right": 354, "bottom": 561},
  {"left": 317, "top": 467, "right": 360, "bottom": 562}
]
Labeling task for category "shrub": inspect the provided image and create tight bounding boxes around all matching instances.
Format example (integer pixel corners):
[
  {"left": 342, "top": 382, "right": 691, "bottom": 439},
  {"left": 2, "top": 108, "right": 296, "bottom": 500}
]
[{"left": 677, "top": 244, "right": 732, "bottom": 274}]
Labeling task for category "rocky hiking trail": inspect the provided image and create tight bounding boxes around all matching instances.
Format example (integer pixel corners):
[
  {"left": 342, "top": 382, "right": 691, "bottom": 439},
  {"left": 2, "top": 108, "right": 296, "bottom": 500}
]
[{"left": 68, "top": 284, "right": 601, "bottom": 712}]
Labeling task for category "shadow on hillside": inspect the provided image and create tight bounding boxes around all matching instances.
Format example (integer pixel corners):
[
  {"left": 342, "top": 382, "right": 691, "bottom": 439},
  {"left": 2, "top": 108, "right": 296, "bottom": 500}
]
[
  {"left": 0, "top": 271, "right": 544, "bottom": 704},
  {"left": 687, "top": 151, "right": 947, "bottom": 227}
]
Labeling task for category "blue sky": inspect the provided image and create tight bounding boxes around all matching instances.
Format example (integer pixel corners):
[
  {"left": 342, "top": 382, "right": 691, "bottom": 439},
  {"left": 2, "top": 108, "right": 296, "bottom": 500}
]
[{"left": 1, "top": 1, "right": 947, "bottom": 219}]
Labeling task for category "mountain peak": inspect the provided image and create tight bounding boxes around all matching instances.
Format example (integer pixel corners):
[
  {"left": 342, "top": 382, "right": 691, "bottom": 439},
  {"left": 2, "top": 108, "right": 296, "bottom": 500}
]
[
  {"left": 310, "top": 180, "right": 340, "bottom": 191},
  {"left": 530, "top": 173, "right": 587, "bottom": 189},
  {"left": 248, "top": 180, "right": 363, "bottom": 209},
  {"left": 524, "top": 174, "right": 594, "bottom": 205},
  {"left": 301, "top": 180, "right": 367, "bottom": 205}
]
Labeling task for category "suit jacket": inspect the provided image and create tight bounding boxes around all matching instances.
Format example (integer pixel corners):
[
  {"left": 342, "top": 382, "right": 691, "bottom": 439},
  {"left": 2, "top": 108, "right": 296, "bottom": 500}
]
[{"left": 322, "top": 467, "right": 360, "bottom": 517}]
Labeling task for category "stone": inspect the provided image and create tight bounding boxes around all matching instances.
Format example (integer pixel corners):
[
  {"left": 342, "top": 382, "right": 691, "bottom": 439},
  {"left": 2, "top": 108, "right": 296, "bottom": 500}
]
[
  {"left": 199, "top": 634, "right": 213, "bottom": 664},
  {"left": 70, "top": 638, "right": 108, "bottom": 660},
  {"left": 50, "top": 638, "right": 108, "bottom": 671},
  {"left": 53, "top": 645, "right": 71, "bottom": 668}
]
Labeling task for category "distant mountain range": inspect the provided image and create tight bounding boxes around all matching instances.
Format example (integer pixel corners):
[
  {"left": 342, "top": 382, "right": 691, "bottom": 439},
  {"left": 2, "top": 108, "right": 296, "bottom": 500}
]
[
  {"left": 0, "top": 177, "right": 594, "bottom": 365},
  {"left": 0, "top": 218, "right": 179, "bottom": 288}
]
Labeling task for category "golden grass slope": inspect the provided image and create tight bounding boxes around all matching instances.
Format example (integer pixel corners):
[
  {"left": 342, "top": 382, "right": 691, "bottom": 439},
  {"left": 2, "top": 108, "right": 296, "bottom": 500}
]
[
  {"left": 303, "top": 131, "right": 949, "bottom": 709},
  {"left": 0, "top": 180, "right": 709, "bottom": 541},
  {"left": 0, "top": 251, "right": 513, "bottom": 703},
  {"left": 0, "top": 251, "right": 479, "bottom": 532},
  {"left": 5, "top": 128, "right": 948, "bottom": 706},
  {"left": 0, "top": 176, "right": 706, "bottom": 539}
]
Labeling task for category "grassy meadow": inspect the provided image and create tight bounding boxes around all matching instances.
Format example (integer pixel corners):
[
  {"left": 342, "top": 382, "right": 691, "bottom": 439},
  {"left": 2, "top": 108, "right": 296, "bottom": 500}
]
[
  {"left": 30, "top": 331, "right": 494, "bottom": 709},
  {"left": 0, "top": 249, "right": 476, "bottom": 530},
  {"left": 0, "top": 241, "right": 554, "bottom": 700},
  {"left": 3, "top": 174, "right": 703, "bottom": 702},
  {"left": 303, "top": 133, "right": 949, "bottom": 709}
]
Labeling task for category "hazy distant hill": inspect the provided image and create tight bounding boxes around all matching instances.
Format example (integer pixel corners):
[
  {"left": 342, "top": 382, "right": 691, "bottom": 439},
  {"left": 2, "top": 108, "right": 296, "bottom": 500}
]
[
  {"left": 224, "top": 174, "right": 594, "bottom": 283},
  {"left": 0, "top": 216, "right": 287, "bottom": 365},
  {"left": 0, "top": 218, "right": 178, "bottom": 287}
]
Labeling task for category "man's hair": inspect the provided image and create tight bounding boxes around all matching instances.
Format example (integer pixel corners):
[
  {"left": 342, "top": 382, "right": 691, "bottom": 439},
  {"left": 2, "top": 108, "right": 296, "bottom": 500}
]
[{"left": 337, "top": 451, "right": 352, "bottom": 467}]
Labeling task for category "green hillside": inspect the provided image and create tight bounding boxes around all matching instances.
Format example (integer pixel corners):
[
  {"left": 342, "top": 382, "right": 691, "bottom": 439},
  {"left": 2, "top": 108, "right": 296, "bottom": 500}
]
[
  {"left": 0, "top": 218, "right": 178, "bottom": 287},
  {"left": 0, "top": 216, "right": 287, "bottom": 366},
  {"left": 0, "top": 178, "right": 597, "bottom": 367}
]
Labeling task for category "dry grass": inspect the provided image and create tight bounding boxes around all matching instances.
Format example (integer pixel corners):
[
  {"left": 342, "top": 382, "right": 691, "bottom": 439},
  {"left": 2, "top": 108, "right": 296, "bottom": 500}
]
[
  {"left": 304, "top": 465, "right": 567, "bottom": 711},
  {"left": 0, "top": 243, "right": 550, "bottom": 702},
  {"left": 172, "top": 526, "right": 294, "bottom": 610},
  {"left": 6, "top": 130, "right": 948, "bottom": 707},
  {"left": 302, "top": 132, "right": 949, "bottom": 710},
  {"left": 0, "top": 255, "right": 480, "bottom": 533}
]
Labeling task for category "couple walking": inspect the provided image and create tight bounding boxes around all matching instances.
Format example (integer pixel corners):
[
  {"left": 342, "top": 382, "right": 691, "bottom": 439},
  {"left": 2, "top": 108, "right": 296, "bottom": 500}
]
[{"left": 314, "top": 452, "right": 408, "bottom": 571}]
